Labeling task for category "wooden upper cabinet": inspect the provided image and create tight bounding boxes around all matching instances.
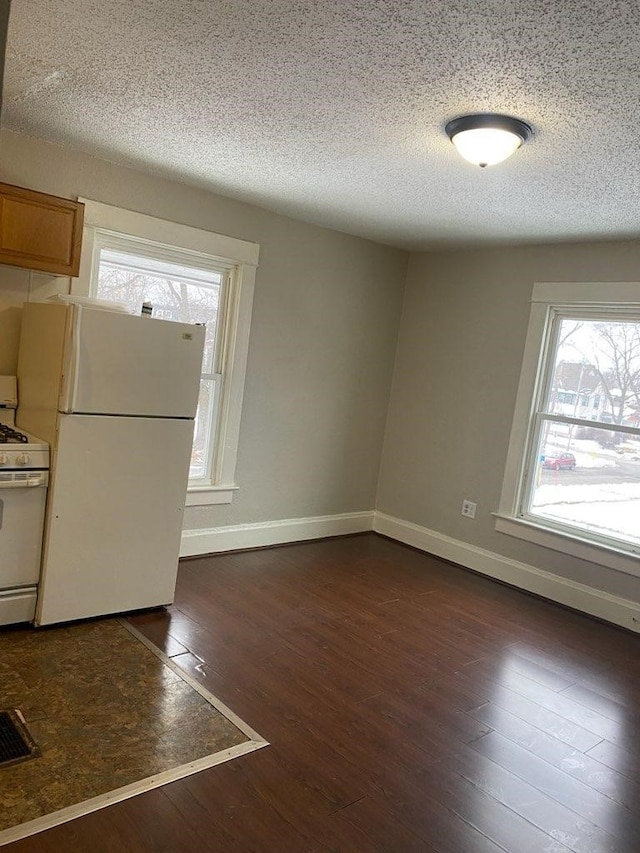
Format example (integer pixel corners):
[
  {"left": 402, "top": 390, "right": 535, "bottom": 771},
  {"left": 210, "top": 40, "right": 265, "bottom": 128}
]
[{"left": 0, "top": 182, "right": 84, "bottom": 277}]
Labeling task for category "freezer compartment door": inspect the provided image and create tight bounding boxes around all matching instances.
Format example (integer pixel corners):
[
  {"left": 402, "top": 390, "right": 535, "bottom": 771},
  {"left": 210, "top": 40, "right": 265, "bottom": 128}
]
[
  {"left": 61, "top": 305, "right": 205, "bottom": 418},
  {"left": 36, "top": 414, "right": 194, "bottom": 626}
]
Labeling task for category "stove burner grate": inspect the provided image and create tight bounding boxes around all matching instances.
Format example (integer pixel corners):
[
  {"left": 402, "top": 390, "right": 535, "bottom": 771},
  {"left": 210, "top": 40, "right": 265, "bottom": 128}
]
[{"left": 0, "top": 424, "right": 28, "bottom": 444}]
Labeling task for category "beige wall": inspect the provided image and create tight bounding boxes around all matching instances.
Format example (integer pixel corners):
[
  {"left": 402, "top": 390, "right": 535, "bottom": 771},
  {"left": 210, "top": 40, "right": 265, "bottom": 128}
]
[
  {"left": 377, "top": 241, "right": 640, "bottom": 603},
  {"left": 0, "top": 129, "right": 407, "bottom": 529}
]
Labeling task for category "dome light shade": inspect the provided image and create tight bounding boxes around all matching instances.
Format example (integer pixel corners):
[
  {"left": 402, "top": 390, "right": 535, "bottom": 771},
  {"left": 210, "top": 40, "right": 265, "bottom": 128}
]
[{"left": 445, "top": 114, "right": 532, "bottom": 167}]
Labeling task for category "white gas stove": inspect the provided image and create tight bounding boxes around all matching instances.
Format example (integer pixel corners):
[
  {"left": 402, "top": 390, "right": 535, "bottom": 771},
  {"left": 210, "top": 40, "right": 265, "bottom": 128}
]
[{"left": 0, "top": 376, "right": 50, "bottom": 625}]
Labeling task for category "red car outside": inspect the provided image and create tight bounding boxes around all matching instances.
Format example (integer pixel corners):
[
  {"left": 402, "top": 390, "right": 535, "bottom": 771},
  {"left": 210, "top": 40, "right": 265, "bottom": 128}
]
[{"left": 543, "top": 452, "right": 576, "bottom": 471}]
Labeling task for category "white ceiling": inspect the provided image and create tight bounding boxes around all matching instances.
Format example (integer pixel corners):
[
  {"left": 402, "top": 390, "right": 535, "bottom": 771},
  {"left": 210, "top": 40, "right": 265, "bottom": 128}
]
[{"left": 4, "top": 1, "right": 640, "bottom": 250}]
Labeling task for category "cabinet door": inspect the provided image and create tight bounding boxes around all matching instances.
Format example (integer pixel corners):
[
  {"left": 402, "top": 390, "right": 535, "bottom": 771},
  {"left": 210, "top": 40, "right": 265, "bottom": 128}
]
[{"left": 0, "top": 182, "right": 84, "bottom": 276}]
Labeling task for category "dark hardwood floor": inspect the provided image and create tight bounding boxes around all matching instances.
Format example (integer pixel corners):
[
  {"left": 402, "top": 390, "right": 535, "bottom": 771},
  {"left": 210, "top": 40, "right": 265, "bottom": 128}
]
[{"left": 8, "top": 533, "right": 640, "bottom": 852}]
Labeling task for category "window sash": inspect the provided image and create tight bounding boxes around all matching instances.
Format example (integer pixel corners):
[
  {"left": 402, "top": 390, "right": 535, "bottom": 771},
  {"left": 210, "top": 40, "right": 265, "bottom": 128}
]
[
  {"left": 517, "top": 306, "right": 640, "bottom": 554},
  {"left": 91, "top": 229, "right": 237, "bottom": 276},
  {"left": 189, "top": 373, "right": 222, "bottom": 485}
]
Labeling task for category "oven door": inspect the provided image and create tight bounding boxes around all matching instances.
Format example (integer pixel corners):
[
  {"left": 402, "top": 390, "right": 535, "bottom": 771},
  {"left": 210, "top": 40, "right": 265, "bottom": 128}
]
[{"left": 0, "top": 471, "right": 48, "bottom": 589}]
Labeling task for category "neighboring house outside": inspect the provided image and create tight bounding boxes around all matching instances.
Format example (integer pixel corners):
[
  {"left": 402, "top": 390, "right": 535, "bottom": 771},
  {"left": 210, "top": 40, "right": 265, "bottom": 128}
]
[
  {"left": 551, "top": 362, "right": 609, "bottom": 421},
  {"left": 552, "top": 361, "right": 640, "bottom": 438}
]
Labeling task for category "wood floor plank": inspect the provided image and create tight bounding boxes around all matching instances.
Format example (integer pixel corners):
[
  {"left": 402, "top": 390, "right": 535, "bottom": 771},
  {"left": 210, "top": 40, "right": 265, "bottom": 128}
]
[
  {"left": 452, "top": 671, "right": 606, "bottom": 751},
  {"left": 586, "top": 739, "right": 640, "bottom": 784},
  {"left": 462, "top": 649, "right": 577, "bottom": 692},
  {"left": 489, "top": 672, "right": 632, "bottom": 746},
  {"left": 507, "top": 641, "right": 623, "bottom": 691},
  {"left": 559, "top": 682, "right": 638, "bottom": 724},
  {"left": 406, "top": 760, "right": 576, "bottom": 853},
  {"left": 441, "top": 749, "right": 625, "bottom": 853},
  {"left": 163, "top": 763, "right": 333, "bottom": 853},
  {"left": 469, "top": 701, "right": 640, "bottom": 811},
  {"left": 552, "top": 667, "right": 640, "bottom": 713},
  {"left": 333, "top": 790, "right": 485, "bottom": 853},
  {"left": 5, "top": 788, "right": 207, "bottom": 853},
  {"left": 471, "top": 731, "right": 637, "bottom": 843}
]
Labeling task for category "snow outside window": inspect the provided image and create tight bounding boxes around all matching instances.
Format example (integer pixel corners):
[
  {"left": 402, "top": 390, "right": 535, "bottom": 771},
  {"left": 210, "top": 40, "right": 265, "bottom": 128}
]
[{"left": 496, "top": 283, "right": 640, "bottom": 576}]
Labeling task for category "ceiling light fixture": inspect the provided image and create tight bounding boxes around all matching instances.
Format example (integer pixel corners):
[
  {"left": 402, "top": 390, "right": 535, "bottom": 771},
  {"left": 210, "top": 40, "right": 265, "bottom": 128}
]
[{"left": 445, "top": 114, "right": 532, "bottom": 168}]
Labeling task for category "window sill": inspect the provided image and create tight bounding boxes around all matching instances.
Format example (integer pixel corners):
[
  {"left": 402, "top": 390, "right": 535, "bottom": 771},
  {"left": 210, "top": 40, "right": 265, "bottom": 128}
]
[
  {"left": 493, "top": 513, "right": 640, "bottom": 579},
  {"left": 185, "top": 485, "right": 239, "bottom": 506}
]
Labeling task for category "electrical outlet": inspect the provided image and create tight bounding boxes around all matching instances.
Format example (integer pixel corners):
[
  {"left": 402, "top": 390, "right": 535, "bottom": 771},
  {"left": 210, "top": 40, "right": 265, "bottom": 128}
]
[{"left": 461, "top": 499, "right": 477, "bottom": 519}]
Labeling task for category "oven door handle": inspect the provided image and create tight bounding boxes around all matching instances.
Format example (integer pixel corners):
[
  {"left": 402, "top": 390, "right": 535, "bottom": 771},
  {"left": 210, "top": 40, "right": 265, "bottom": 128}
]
[{"left": 0, "top": 474, "right": 49, "bottom": 488}]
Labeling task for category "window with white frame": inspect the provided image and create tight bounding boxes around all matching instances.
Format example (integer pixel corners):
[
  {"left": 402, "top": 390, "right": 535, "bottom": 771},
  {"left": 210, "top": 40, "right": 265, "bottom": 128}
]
[
  {"left": 74, "top": 200, "right": 259, "bottom": 505},
  {"left": 496, "top": 283, "right": 640, "bottom": 576}
]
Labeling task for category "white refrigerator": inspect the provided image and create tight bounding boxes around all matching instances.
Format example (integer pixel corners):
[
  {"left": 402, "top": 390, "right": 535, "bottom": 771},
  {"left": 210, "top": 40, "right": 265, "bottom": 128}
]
[{"left": 17, "top": 300, "right": 206, "bottom": 626}]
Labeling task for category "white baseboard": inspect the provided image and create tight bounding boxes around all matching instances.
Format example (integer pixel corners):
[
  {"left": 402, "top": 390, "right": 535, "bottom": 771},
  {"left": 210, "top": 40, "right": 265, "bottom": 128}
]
[
  {"left": 373, "top": 512, "right": 640, "bottom": 634},
  {"left": 180, "top": 511, "right": 375, "bottom": 557}
]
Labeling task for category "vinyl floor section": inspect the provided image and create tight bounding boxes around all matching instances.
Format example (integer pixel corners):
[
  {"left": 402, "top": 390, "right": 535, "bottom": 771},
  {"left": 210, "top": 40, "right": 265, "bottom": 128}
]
[
  {"left": 5, "top": 532, "right": 640, "bottom": 852},
  {"left": 0, "top": 619, "right": 249, "bottom": 840}
]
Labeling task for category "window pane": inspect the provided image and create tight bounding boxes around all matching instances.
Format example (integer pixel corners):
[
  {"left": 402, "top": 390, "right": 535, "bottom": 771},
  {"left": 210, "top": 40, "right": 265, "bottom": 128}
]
[
  {"left": 528, "top": 418, "right": 640, "bottom": 547},
  {"left": 544, "top": 318, "right": 640, "bottom": 429},
  {"left": 190, "top": 377, "right": 218, "bottom": 480}
]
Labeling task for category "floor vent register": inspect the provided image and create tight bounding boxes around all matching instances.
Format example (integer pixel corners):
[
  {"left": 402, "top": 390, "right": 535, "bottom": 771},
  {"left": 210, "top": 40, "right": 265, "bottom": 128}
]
[{"left": 0, "top": 710, "right": 40, "bottom": 767}]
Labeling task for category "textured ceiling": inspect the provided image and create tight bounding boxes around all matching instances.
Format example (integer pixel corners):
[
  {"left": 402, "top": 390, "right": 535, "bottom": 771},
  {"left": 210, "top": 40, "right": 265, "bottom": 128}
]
[{"left": 4, "top": 1, "right": 640, "bottom": 250}]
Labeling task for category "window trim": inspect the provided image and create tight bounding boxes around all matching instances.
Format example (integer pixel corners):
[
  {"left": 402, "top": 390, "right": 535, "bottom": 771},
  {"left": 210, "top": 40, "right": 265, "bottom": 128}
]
[
  {"left": 74, "top": 199, "right": 259, "bottom": 506},
  {"left": 496, "top": 282, "right": 640, "bottom": 578}
]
